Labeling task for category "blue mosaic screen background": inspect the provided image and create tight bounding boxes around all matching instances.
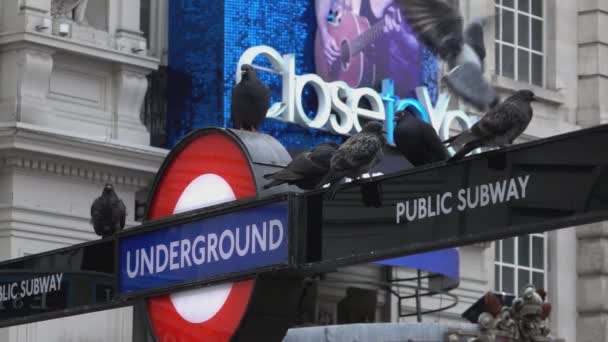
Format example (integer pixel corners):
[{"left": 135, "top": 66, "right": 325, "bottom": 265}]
[{"left": 167, "top": 0, "right": 439, "bottom": 149}]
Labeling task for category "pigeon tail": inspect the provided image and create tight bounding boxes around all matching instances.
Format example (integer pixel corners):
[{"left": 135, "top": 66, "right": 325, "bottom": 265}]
[
  {"left": 317, "top": 171, "right": 342, "bottom": 199},
  {"left": 449, "top": 139, "right": 486, "bottom": 161},
  {"left": 263, "top": 179, "right": 285, "bottom": 190},
  {"left": 444, "top": 62, "right": 498, "bottom": 111},
  {"left": 443, "top": 130, "right": 478, "bottom": 147},
  {"left": 324, "top": 182, "right": 340, "bottom": 200}
]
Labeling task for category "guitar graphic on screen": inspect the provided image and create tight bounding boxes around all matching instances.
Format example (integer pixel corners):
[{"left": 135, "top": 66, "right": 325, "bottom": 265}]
[{"left": 314, "top": 9, "right": 388, "bottom": 88}]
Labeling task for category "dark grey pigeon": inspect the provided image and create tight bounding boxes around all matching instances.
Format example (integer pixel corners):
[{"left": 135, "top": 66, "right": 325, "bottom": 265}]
[
  {"left": 317, "top": 121, "right": 387, "bottom": 199},
  {"left": 91, "top": 183, "right": 126, "bottom": 238},
  {"left": 231, "top": 64, "right": 271, "bottom": 131},
  {"left": 445, "top": 89, "right": 536, "bottom": 161},
  {"left": 396, "top": 0, "right": 498, "bottom": 110},
  {"left": 393, "top": 108, "right": 450, "bottom": 166},
  {"left": 263, "top": 142, "right": 339, "bottom": 190}
]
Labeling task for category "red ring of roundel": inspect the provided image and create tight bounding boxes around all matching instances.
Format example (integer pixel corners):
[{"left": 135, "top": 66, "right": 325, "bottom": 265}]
[{"left": 145, "top": 131, "right": 258, "bottom": 342}]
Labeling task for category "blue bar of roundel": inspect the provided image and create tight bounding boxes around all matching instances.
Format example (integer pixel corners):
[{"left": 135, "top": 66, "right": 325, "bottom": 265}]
[
  {"left": 119, "top": 202, "right": 289, "bottom": 294},
  {"left": 375, "top": 248, "right": 460, "bottom": 281}
]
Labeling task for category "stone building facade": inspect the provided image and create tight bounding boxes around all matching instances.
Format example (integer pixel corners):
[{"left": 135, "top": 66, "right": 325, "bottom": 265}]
[
  {"left": 0, "top": 0, "right": 165, "bottom": 341},
  {"left": 0, "top": 0, "right": 606, "bottom": 341}
]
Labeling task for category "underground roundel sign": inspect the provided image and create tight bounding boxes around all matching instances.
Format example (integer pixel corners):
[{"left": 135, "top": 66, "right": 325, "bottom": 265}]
[{"left": 133, "top": 128, "right": 297, "bottom": 342}]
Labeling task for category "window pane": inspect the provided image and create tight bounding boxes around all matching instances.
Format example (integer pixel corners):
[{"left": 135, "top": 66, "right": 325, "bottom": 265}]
[
  {"left": 503, "top": 266, "right": 515, "bottom": 294},
  {"left": 503, "top": 237, "right": 515, "bottom": 264},
  {"left": 517, "top": 49, "right": 530, "bottom": 83},
  {"left": 495, "top": 241, "right": 501, "bottom": 261},
  {"left": 496, "top": 45, "right": 501, "bottom": 74},
  {"left": 531, "top": 0, "right": 542, "bottom": 17},
  {"left": 495, "top": 265, "right": 501, "bottom": 291},
  {"left": 495, "top": 7, "right": 501, "bottom": 40},
  {"left": 518, "top": 14, "right": 530, "bottom": 48},
  {"left": 518, "top": 269, "right": 530, "bottom": 291},
  {"left": 532, "top": 53, "right": 543, "bottom": 87},
  {"left": 518, "top": 0, "right": 529, "bottom": 13},
  {"left": 533, "top": 271, "right": 544, "bottom": 289},
  {"left": 140, "top": 0, "right": 151, "bottom": 43},
  {"left": 532, "top": 18, "right": 543, "bottom": 52},
  {"left": 504, "top": 0, "right": 514, "bottom": 8},
  {"left": 532, "top": 236, "right": 544, "bottom": 269},
  {"left": 518, "top": 235, "right": 530, "bottom": 266},
  {"left": 502, "top": 10, "right": 515, "bottom": 43},
  {"left": 502, "top": 45, "right": 515, "bottom": 79}
]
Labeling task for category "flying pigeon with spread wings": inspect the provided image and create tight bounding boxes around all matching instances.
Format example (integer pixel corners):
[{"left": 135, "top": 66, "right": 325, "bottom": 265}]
[{"left": 396, "top": 0, "right": 498, "bottom": 110}]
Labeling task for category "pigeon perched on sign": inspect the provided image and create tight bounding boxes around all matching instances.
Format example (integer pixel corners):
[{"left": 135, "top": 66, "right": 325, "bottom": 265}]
[
  {"left": 393, "top": 108, "right": 450, "bottom": 167},
  {"left": 444, "top": 89, "right": 536, "bottom": 161},
  {"left": 263, "top": 142, "right": 339, "bottom": 190},
  {"left": 90, "top": 183, "right": 126, "bottom": 238},
  {"left": 395, "top": 0, "right": 498, "bottom": 110},
  {"left": 231, "top": 64, "right": 271, "bottom": 131},
  {"left": 318, "top": 121, "right": 387, "bottom": 199}
]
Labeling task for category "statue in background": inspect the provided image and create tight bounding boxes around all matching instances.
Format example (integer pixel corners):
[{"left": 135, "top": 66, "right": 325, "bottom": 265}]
[
  {"left": 470, "top": 284, "right": 552, "bottom": 342},
  {"left": 51, "top": 0, "right": 89, "bottom": 24}
]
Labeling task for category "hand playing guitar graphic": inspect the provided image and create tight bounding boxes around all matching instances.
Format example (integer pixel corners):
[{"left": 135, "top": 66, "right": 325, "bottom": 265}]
[
  {"left": 314, "top": 0, "right": 420, "bottom": 93},
  {"left": 382, "top": 6, "right": 402, "bottom": 34}
]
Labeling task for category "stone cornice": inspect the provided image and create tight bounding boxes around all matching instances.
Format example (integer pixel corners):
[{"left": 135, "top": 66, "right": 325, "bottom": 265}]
[
  {"left": 5, "top": 154, "right": 149, "bottom": 188},
  {"left": 0, "top": 32, "right": 160, "bottom": 70},
  {"left": 0, "top": 122, "right": 168, "bottom": 187},
  {"left": 1, "top": 122, "right": 167, "bottom": 170}
]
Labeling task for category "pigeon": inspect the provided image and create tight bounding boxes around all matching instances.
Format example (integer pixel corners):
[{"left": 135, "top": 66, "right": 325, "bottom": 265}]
[
  {"left": 91, "top": 183, "right": 126, "bottom": 238},
  {"left": 263, "top": 142, "right": 339, "bottom": 190},
  {"left": 393, "top": 107, "right": 450, "bottom": 166},
  {"left": 395, "top": 0, "right": 498, "bottom": 111},
  {"left": 444, "top": 89, "right": 536, "bottom": 161},
  {"left": 231, "top": 64, "right": 271, "bottom": 132},
  {"left": 317, "top": 121, "right": 387, "bottom": 199}
]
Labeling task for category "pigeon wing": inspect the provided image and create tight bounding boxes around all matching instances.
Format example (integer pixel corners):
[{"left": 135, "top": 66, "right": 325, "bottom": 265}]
[
  {"left": 444, "top": 62, "right": 498, "bottom": 111},
  {"left": 309, "top": 144, "right": 338, "bottom": 169},
  {"left": 231, "top": 85, "right": 247, "bottom": 129},
  {"left": 90, "top": 197, "right": 105, "bottom": 235},
  {"left": 334, "top": 134, "right": 382, "bottom": 172},
  {"left": 396, "top": 0, "right": 464, "bottom": 60},
  {"left": 421, "top": 124, "right": 450, "bottom": 163},
  {"left": 472, "top": 101, "right": 522, "bottom": 138},
  {"left": 282, "top": 153, "right": 326, "bottom": 179},
  {"left": 232, "top": 81, "right": 270, "bottom": 130},
  {"left": 251, "top": 81, "right": 271, "bottom": 128}
]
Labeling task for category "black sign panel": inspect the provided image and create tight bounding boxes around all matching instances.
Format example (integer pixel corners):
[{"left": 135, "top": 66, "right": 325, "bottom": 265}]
[
  {"left": 301, "top": 124, "right": 608, "bottom": 269},
  {"left": 0, "top": 124, "right": 606, "bottom": 327},
  {"left": 0, "top": 240, "right": 117, "bottom": 327}
]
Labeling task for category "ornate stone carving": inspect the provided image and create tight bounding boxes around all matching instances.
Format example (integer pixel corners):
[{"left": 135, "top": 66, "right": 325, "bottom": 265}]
[
  {"left": 470, "top": 285, "right": 553, "bottom": 342},
  {"left": 51, "top": 0, "right": 89, "bottom": 24},
  {"left": 114, "top": 66, "right": 150, "bottom": 145},
  {"left": 0, "top": 154, "right": 150, "bottom": 188}
]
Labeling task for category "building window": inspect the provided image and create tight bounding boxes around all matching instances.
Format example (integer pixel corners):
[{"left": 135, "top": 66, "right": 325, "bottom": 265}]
[
  {"left": 140, "top": 0, "right": 151, "bottom": 45},
  {"left": 495, "top": 0, "right": 544, "bottom": 86},
  {"left": 139, "top": 0, "right": 167, "bottom": 60},
  {"left": 494, "top": 233, "right": 546, "bottom": 294}
]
